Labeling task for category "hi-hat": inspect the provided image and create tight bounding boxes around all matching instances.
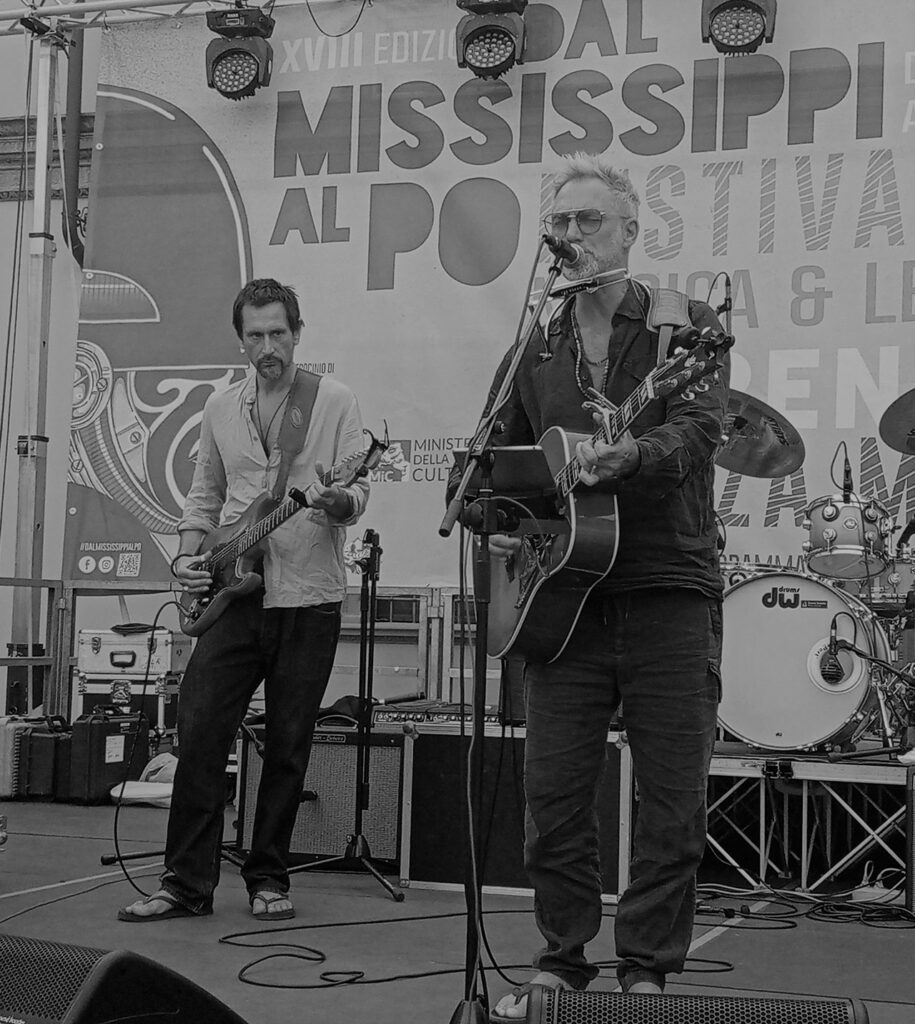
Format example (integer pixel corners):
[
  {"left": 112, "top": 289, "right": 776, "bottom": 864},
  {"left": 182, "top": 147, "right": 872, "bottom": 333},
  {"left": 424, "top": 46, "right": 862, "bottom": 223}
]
[
  {"left": 716, "top": 390, "right": 805, "bottom": 478},
  {"left": 878, "top": 389, "right": 915, "bottom": 455}
]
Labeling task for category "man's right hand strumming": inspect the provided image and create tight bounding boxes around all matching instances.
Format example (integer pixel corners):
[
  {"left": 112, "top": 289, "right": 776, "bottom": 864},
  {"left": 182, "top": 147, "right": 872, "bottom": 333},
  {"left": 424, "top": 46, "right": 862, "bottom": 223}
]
[{"left": 171, "top": 551, "right": 213, "bottom": 593}]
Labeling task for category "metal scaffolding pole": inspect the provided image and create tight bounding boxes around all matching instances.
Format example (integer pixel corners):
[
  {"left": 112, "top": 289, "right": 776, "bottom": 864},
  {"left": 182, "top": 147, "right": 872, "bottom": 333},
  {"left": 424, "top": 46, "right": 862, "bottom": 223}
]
[
  {"left": 0, "top": 0, "right": 349, "bottom": 34},
  {"left": 7, "top": 29, "right": 62, "bottom": 711}
]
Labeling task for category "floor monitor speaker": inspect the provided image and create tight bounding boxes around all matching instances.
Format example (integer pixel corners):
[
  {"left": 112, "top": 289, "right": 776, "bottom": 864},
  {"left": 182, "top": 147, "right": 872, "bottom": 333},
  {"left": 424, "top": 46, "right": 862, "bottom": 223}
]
[
  {"left": 527, "top": 987, "right": 869, "bottom": 1024},
  {"left": 0, "top": 933, "right": 249, "bottom": 1024}
]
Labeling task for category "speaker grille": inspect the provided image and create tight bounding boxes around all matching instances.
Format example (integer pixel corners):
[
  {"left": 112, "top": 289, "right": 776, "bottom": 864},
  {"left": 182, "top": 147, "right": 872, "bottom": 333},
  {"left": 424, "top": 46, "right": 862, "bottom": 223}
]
[
  {"left": 537, "top": 988, "right": 867, "bottom": 1024},
  {"left": 0, "top": 933, "right": 108, "bottom": 1018}
]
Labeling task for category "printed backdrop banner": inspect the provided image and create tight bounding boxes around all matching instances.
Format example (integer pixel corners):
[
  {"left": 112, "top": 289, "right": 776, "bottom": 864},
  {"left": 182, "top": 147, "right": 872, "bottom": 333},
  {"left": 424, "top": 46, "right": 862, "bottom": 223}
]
[{"left": 63, "top": 0, "right": 915, "bottom": 590}]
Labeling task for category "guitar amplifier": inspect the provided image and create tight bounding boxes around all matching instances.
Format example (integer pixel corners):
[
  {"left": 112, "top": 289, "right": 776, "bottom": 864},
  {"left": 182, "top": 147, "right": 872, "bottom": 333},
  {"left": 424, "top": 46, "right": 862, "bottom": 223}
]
[{"left": 236, "top": 724, "right": 411, "bottom": 863}]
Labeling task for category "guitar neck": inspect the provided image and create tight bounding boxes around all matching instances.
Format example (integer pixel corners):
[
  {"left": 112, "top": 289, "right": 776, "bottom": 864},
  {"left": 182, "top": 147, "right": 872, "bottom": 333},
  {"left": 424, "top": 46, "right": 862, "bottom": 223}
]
[
  {"left": 556, "top": 376, "right": 657, "bottom": 499},
  {"left": 243, "top": 495, "right": 303, "bottom": 549},
  {"left": 211, "top": 466, "right": 337, "bottom": 569}
]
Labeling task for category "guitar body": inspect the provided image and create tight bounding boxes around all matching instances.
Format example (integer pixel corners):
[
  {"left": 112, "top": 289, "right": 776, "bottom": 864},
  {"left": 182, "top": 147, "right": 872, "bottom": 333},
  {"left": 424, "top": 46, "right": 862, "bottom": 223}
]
[
  {"left": 177, "top": 492, "right": 278, "bottom": 637},
  {"left": 486, "top": 425, "right": 619, "bottom": 663},
  {"left": 174, "top": 430, "right": 389, "bottom": 639}
]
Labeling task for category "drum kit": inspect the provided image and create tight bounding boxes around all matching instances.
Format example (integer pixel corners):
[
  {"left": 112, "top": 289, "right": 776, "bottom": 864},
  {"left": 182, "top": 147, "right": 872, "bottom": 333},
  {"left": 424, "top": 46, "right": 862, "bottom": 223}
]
[{"left": 715, "top": 390, "right": 915, "bottom": 754}]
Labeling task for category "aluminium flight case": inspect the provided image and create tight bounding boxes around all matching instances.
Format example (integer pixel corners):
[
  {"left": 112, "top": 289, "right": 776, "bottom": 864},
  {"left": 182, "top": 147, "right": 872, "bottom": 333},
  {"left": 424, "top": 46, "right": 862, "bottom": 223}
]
[{"left": 76, "top": 627, "right": 192, "bottom": 678}]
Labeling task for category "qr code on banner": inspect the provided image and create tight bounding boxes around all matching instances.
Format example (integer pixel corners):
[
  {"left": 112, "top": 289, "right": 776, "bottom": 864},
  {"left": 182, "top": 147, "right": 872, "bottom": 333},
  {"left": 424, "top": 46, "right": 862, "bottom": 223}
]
[{"left": 117, "top": 552, "right": 141, "bottom": 577}]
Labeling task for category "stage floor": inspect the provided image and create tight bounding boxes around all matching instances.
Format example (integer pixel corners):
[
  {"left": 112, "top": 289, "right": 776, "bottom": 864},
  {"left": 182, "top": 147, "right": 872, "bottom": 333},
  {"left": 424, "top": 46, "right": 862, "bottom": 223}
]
[{"left": 1, "top": 800, "right": 914, "bottom": 1024}]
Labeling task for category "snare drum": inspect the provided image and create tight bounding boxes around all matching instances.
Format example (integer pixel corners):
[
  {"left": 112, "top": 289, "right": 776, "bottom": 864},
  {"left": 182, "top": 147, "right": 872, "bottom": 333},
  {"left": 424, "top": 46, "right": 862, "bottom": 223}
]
[
  {"left": 719, "top": 571, "right": 889, "bottom": 750},
  {"left": 803, "top": 494, "right": 891, "bottom": 580}
]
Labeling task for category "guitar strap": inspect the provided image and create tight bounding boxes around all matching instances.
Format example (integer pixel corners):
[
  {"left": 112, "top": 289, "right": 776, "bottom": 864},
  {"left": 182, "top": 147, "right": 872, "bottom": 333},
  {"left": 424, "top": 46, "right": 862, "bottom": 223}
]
[
  {"left": 645, "top": 286, "right": 691, "bottom": 368},
  {"left": 271, "top": 368, "right": 322, "bottom": 501}
]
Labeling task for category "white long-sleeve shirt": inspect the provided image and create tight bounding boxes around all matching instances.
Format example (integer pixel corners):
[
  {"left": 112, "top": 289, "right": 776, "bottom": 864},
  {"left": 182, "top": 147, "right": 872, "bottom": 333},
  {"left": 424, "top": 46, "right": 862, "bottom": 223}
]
[{"left": 178, "top": 368, "right": 370, "bottom": 607}]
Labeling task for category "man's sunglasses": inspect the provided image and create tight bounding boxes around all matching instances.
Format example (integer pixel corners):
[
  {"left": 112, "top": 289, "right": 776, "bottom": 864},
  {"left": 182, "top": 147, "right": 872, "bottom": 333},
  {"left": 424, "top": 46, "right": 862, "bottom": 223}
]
[{"left": 542, "top": 209, "right": 615, "bottom": 238}]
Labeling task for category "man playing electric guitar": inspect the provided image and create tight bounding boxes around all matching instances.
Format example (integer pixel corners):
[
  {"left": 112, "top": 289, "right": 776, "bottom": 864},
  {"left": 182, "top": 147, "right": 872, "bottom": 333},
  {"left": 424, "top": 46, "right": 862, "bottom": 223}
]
[
  {"left": 119, "top": 278, "right": 370, "bottom": 924},
  {"left": 451, "top": 154, "right": 730, "bottom": 1015}
]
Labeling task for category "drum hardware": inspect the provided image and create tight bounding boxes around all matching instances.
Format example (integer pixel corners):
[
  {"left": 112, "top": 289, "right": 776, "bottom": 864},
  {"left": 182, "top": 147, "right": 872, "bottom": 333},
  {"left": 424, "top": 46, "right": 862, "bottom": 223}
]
[
  {"left": 822, "top": 639, "right": 915, "bottom": 760},
  {"left": 716, "top": 389, "right": 805, "bottom": 478}
]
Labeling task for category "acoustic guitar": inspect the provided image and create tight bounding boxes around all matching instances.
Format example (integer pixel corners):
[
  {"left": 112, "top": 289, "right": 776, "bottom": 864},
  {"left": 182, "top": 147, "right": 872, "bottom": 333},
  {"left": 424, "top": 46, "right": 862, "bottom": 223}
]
[
  {"left": 484, "top": 327, "right": 732, "bottom": 663},
  {"left": 177, "top": 432, "right": 387, "bottom": 637}
]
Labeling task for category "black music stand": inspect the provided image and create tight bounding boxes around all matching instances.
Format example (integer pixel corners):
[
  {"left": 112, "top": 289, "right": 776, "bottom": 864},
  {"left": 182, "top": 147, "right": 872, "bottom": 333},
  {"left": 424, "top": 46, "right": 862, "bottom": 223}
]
[{"left": 287, "top": 529, "right": 404, "bottom": 901}]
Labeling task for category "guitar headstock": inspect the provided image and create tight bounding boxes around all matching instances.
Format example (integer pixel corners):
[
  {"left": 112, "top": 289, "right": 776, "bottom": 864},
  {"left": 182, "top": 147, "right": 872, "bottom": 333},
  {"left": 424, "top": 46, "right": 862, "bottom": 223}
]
[
  {"left": 654, "top": 327, "right": 732, "bottom": 401},
  {"left": 323, "top": 427, "right": 389, "bottom": 487}
]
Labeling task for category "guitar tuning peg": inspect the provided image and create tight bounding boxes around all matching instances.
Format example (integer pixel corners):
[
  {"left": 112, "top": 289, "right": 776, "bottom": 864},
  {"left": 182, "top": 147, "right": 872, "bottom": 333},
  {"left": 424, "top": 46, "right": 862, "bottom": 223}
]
[
  {"left": 683, "top": 389, "right": 695, "bottom": 401},
  {"left": 694, "top": 380, "right": 710, "bottom": 393}
]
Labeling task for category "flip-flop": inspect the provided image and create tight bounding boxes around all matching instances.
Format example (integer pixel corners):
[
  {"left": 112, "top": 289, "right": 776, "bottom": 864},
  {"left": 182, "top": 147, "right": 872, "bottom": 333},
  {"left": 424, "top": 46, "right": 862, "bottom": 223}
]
[
  {"left": 250, "top": 890, "right": 296, "bottom": 921},
  {"left": 117, "top": 890, "right": 208, "bottom": 923}
]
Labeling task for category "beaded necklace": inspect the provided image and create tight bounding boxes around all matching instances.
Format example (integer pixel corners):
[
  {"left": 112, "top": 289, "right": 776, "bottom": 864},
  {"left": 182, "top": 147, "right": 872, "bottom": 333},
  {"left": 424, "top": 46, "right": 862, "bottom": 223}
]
[{"left": 570, "top": 303, "right": 610, "bottom": 398}]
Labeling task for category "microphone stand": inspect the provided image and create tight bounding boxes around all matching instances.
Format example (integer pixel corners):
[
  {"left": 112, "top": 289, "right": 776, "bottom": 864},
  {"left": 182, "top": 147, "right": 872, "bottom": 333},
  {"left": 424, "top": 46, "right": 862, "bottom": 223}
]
[
  {"left": 287, "top": 529, "right": 404, "bottom": 900},
  {"left": 439, "top": 243, "right": 569, "bottom": 1024}
]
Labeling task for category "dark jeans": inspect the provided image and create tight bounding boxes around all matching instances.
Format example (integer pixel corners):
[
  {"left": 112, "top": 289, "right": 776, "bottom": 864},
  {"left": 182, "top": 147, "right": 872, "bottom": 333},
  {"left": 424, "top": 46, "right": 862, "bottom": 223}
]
[
  {"left": 523, "top": 588, "right": 722, "bottom": 989},
  {"left": 160, "top": 591, "right": 341, "bottom": 912}
]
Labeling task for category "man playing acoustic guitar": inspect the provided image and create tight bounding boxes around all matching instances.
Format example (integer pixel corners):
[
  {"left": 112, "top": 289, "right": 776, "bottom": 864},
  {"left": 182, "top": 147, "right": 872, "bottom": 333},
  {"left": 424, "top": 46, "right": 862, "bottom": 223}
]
[
  {"left": 118, "top": 278, "right": 370, "bottom": 923},
  {"left": 456, "top": 153, "right": 730, "bottom": 1014}
]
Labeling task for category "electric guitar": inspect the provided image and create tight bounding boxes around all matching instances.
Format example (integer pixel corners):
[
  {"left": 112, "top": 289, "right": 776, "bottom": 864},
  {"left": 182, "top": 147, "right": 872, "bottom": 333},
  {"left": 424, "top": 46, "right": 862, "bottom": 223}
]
[
  {"left": 177, "top": 431, "right": 388, "bottom": 637},
  {"left": 484, "top": 328, "right": 733, "bottom": 663}
]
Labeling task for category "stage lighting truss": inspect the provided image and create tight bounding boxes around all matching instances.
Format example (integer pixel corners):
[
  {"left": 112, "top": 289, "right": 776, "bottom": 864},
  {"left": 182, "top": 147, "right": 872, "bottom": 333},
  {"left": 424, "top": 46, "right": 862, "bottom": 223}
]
[
  {"left": 455, "top": 0, "right": 528, "bottom": 80},
  {"left": 701, "top": 0, "right": 776, "bottom": 56},
  {"left": 205, "top": 5, "right": 275, "bottom": 101}
]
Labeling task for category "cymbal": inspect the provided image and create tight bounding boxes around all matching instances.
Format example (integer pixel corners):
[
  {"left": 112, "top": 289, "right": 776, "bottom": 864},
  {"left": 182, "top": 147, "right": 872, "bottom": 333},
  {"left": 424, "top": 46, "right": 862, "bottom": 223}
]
[
  {"left": 716, "top": 390, "right": 805, "bottom": 478},
  {"left": 879, "top": 389, "right": 915, "bottom": 454}
]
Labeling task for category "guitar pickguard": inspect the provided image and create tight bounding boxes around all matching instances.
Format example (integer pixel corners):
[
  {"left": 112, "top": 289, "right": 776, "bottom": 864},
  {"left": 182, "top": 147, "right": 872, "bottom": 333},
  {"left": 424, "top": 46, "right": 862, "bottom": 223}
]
[{"left": 514, "top": 536, "right": 556, "bottom": 608}]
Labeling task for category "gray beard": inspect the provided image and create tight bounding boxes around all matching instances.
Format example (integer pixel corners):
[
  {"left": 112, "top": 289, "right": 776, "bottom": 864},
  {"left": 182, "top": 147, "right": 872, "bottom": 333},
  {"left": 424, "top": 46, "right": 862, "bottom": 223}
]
[{"left": 563, "top": 250, "right": 608, "bottom": 281}]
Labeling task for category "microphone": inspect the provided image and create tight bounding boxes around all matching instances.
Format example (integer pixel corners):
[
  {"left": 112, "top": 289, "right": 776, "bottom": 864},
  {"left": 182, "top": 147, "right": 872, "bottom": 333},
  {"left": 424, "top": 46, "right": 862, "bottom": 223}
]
[
  {"left": 819, "top": 617, "right": 845, "bottom": 685},
  {"left": 542, "top": 233, "right": 584, "bottom": 266},
  {"left": 842, "top": 452, "right": 854, "bottom": 503}
]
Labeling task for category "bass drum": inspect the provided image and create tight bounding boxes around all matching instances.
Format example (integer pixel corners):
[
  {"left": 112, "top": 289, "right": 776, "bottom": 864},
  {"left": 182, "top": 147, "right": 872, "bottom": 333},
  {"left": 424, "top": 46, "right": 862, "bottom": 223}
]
[{"left": 719, "top": 571, "right": 889, "bottom": 751}]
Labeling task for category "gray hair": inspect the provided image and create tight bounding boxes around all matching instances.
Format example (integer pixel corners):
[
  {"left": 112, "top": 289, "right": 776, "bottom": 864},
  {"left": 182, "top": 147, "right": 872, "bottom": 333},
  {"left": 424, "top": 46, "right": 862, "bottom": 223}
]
[{"left": 551, "top": 152, "right": 640, "bottom": 217}]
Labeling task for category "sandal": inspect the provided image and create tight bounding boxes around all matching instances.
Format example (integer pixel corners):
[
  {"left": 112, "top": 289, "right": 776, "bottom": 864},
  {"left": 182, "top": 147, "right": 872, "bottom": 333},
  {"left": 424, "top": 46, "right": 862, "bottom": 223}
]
[
  {"left": 250, "top": 890, "right": 296, "bottom": 921},
  {"left": 117, "top": 890, "right": 208, "bottom": 923},
  {"left": 490, "top": 972, "right": 574, "bottom": 1022}
]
